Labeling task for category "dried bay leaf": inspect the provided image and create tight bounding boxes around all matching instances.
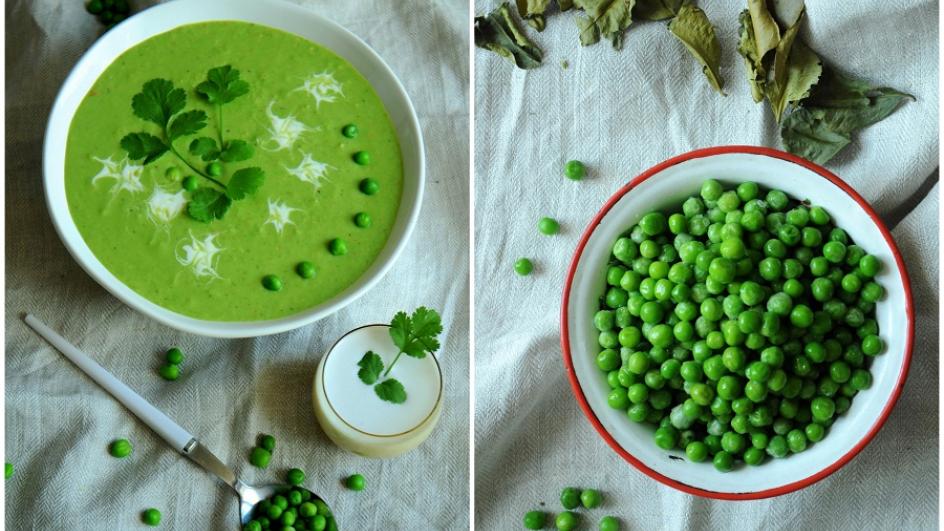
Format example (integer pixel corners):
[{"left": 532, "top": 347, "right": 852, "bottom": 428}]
[
  {"left": 474, "top": 2, "right": 543, "bottom": 69},
  {"left": 516, "top": 0, "right": 551, "bottom": 31},
  {"left": 767, "top": 12, "right": 821, "bottom": 121},
  {"left": 668, "top": 4, "right": 724, "bottom": 94},
  {"left": 573, "top": 0, "right": 635, "bottom": 49},
  {"left": 633, "top": 0, "right": 681, "bottom": 21}
]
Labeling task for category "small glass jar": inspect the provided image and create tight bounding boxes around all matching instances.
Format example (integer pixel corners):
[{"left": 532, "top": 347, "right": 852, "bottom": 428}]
[{"left": 312, "top": 324, "right": 443, "bottom": 458}]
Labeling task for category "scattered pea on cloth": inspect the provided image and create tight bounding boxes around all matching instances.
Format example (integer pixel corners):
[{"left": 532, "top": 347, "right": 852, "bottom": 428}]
[
  {"left": 249, "top": 447, "right": 272, "bottom": 469},
  {"left": 514, "top": 258, "right": 534, "bottom": 276},
  {"left": 141, "top": 508, "right": 161, "bottom": 526},
  {"left": 286, "top": 468, "right": 305, "bottom": 486},
  {"left": 523, "top": 510, "right": 546, "bottom": 529},
  {"left": 165, "top": 347, "right": 184, "bottom": 365},
  {"left": 594, "top": 179, "right": 884, "bottom": 471},
  {"left": 345, "top": 473, "right": 365, "bottom": 491},
  {"left": 5, "top": 462, "right": 13, "bottom": 479},
  {"left": 555, "top": 511, "right": 579, "bottom": 530},
  {"left": 108, "top": 439, "right": 132, "bottom": 458},
  {"left": 564, "top": 160, "right": 585, "bottom": 181}
]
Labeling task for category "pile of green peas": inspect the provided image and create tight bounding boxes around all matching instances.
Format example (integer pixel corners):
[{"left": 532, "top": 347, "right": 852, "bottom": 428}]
[
  {"left": 86, "top": 0, "right": 131, "bottom": 29},
  {"left": 244, "top": 490, "right": 336, "bottom": 531},
  {"left": 593, "top": 180, "right": 885, "bottom": 471}
]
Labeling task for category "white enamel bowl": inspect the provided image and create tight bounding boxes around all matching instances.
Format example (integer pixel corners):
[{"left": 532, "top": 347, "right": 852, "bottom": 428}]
[
  {"left": 561, "top": 146, "right": 913, "bottom": 499},
  {"left": 42, "top": 0, "right": 424, "bottom": 338}
]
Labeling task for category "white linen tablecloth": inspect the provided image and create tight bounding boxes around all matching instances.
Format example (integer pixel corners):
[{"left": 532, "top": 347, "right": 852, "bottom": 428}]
[
  {"left": 474, "top": 1, "right": 938, "bottom": 529},
  {"left": 6, "top": 0, "right": 469, "bottom": 529}
]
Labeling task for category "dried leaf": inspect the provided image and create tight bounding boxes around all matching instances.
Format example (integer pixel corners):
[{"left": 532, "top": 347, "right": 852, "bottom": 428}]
[
  {"left": 767, "top": 12, "right": 821, "bottom": 121},
  {"left": 668, "top": 4, "right": 724, "bottom": 94},
  {"left": 475, "top": 2, "right": 543, "bottom": 69}
]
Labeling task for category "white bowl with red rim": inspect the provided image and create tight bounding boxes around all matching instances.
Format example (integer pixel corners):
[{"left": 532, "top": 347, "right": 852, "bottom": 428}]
[{"left": 561, "top": 146, "right": 913, "bottom": 499}]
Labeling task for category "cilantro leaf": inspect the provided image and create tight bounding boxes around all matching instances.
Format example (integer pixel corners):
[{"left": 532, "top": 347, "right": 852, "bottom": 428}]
[
  {"left": 374, "top": 379, "right": 407, "bottom": 404},
  {"left": 357, "top": 351, "right": 385, "bottom": 385},
  {"left": 187, "top": 187, "right": 232, "bottom": 222},
  {"left": 189, "top": 137, "right": 220, "bottom": 161},
  {"left": 220, "top": 140, "right": 255, "bottom": 162},
  {"left": 132, "top": 79, "right": 186, "bottom": 127},
  {"left": 120, "top": 132, "right": 168, "bottom": 164},
  {"left": 389, "top": 311, "right": 412, "bottom": 351},
  {"left": 404, "top": 307, "right": 443, "bottom": 358},
  {"left": 226, "top": 167, "right": 265, "bottom": 200},
  {"left": 168, "top": 110, "right": 208, "bottom": 140},
  {"left": 196, "top": 65, "right": 250, "bottom": 105}
]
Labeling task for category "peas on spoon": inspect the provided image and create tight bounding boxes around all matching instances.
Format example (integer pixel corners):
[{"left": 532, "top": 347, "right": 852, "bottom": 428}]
[{"left": 23, "top": 315, "right": 337, "bottom": 529}]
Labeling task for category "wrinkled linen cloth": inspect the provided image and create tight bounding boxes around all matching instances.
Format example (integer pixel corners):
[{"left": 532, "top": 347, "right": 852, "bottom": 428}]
[
  {"left": 6, "top": 0, "right": 469, "bottom": 529},
  {"left": 474, "top": 1, "right": 938, "bottom": 529}
]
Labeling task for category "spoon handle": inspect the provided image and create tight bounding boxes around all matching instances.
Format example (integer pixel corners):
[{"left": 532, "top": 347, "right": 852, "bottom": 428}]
[{"left": 24, "top": 314, "right": 195, "bottom": 452}]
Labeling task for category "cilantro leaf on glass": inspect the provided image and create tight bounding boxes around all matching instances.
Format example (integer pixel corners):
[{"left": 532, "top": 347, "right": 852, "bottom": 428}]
[
  {"left": 389, "top": 311, "right": 412, "bottom": 351},
  {"left": 374, "top": 379, "right": 407, "bottom": 404},
  {"left": 132, "top": 79, "right": 185, "bottom": 127},
  {"left": 187, "top": 187, "right": 232, "bottom": 222},
  {"left": 189, "top": 137, "right": 220, "bottom": 161},
  {"left": 357, "top": 351, "right": 385, "bottom": 385},
  {"left": 226, "top": 167, "right": 265, "bottom": 200},
  {"left": 196, "top": 65, "right": 250, "bottom": 105},
  {"left": 120, "top": 132, "right": 168, "bottom": 164}
]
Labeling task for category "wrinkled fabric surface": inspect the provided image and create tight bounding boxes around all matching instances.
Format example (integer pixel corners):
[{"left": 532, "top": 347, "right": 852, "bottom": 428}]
[
  {"left": 474, "top": 1, "right": 938, "bottom": 529},
  {"left": 6, "top": 1, "right": 469, "bottom": 529}
]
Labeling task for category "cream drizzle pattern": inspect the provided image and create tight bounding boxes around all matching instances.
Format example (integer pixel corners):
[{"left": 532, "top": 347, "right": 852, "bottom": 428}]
[
  {"left": 263, "top": 198, "right": 300, "bottom": 235},
  {"left": 146, "top": 187, "right": 187, "bottom": 225},
  {"left": 263, "top": 101, "right": 312, "bottom": 151},
  {"left": 285, "top": 152, "right": 333, "bottom": 191},
  {"left": 91, "top": 155, "right": 144, "bottom": 195},
  {"left": 294, "top": 71, "right": 344, "bottom": 108},
  {"left": 175, "top": 231, "right": 224, "bottom": 279}
]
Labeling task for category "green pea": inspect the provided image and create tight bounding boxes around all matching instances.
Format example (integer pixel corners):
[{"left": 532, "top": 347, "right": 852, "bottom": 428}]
[
  {"left": 286, "top": 468, "right": 305, "bottom": 485},
  {"left": 352, "top": 151, "right": 371, "bottom": 165},
  {"left": 328, "top": 238, "right": 348, "bottom": 256},
  {"left": 182, "top": 175, "right": 198, "bottom": 191},
  {"left": 358, "top": 178, "right": 379, "bottom": 195},
  {"left": 713, "top": 450, "right": 734, "bottom": 472},
  {"left": 313, "top": 514, "right": 328, "bottom": 530},
  {"left": 300, "top": 502, "right": 318, "bottom": 518},
  {"left": 158, "top": 364, "right": 180, "bottom": 381},
  {"left": 346, "top": 473, "right": 365, "bottom": 491},
  {"left": 166, "top": 347, "right": 184, "bottom": 365},
  {"left": 515, "top": 258, "right": 534, "bottom": 276},
  {"left": 258, "top": 434, "right": 276, "bottom": 453},
  {"left": 524, "top": 511, "right": 546, "bottom": 530},
  {"left": 141, "top": 508, "right": 161, "bottom": 526},
  {"left": 87, "top": 0, "right": 104, "bottom": 14},
  {"left": 341, "top": 124, "right": 359, "bottom": 138},
  {"left": 580, "top": 489, "right": 603, "bottom": 509},
  {"left": 599, "top": 515, "right": 621, "bottom": 531},
  {"left": 4, "top": 462, "right": 12, "bottom": 479},
  {"left": 262, "top": 274, "right": 283, "bottom": 291},
  {"left": 354, "top": 212, "right": 372, "bottom": 228},
  {"left": 109, "top": 438, "right": 133, "bottom": 458},
  {"left": 206, "top": 162, "right": 223, "bottom": 176},
  {"left": 556, "top": 511, "right": 579, "bottom": 531},
  {"left": 564, "top": 160, "right": 585, "bottom": 181},
  {"left": 539, "top": 217, "right": 560, "bottom": 235},
  {"left": 165, "top": 167, "right": 182, "bottom": 180},
  {"left": 249, "top": 447, "right": 272, "bottom": 469},
  {"left": 559, "top": 487, "right": 581, "bottom": 510},
  {"left": 296, "top": 261, "right": 316, "bottom": 279}
]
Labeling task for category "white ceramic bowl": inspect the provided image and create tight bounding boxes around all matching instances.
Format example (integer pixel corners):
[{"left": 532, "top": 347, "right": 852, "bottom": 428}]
[
  {"left": 561, "top": 146, "right": 913, "bottom": 499},
  {"left": 42, "top": 0, "right": 424, "bottom": 338}
]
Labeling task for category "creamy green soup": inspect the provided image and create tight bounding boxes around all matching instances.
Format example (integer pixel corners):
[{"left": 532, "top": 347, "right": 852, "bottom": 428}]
[{"left": 65, "top": 22, "right": 403, "bottom": 321}]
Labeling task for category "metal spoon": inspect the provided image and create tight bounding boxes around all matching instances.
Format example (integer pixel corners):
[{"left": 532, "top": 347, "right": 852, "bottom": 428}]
[{"left": 23, "top": 314, "right": 336, "bottom": 528}]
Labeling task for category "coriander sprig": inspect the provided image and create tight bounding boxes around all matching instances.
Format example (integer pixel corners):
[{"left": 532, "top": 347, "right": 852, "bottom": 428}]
[
  {"left": 355, "top": 307, "right": 443, "bottom": 404},
  {"left": 119, "top": 65, "right": 265, "bottom": 222}
]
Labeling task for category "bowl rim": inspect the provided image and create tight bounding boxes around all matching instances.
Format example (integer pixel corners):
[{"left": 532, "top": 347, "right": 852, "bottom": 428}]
[
  {"left": 559, "top": 145, "right": 914, "bottom": 500},
  {"left": 41, "top": 0, "right": 425, "bottom": 338}
]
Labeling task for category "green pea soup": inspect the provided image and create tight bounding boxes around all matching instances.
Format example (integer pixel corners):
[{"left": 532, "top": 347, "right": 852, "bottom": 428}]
[{"left": 64, "top": 21, "right": 403, "bottom": 321}]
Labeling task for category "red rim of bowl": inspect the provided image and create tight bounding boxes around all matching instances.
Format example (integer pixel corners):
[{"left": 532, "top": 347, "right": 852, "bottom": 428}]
[{"left": 560, "top": 145, "right": 915, "bottom": 500}]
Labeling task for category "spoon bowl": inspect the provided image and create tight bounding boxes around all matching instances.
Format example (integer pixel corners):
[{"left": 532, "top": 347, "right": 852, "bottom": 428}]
[{"left": 238, "top": 482, "right": 331, "bottom": 525}]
